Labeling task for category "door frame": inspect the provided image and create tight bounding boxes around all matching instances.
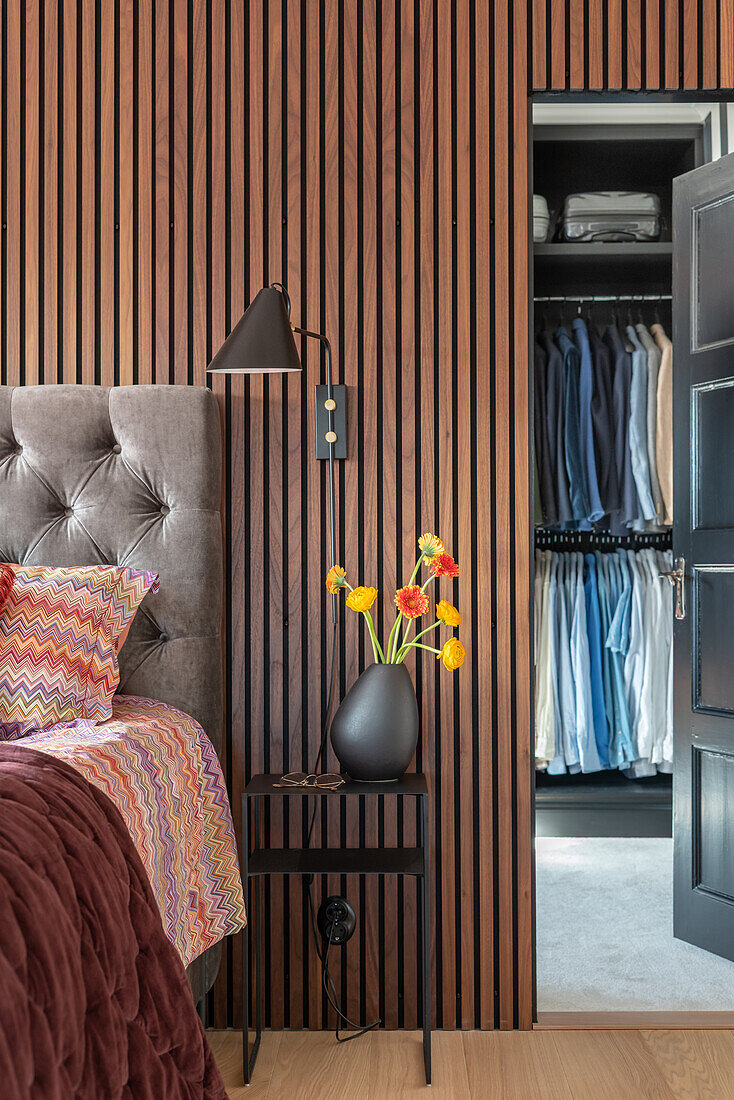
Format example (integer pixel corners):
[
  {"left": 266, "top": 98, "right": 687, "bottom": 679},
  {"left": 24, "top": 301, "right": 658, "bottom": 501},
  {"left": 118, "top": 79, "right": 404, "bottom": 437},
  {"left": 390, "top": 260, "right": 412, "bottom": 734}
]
[{"left": 525, "top": 91, "right": 734, "bottom": 1030}]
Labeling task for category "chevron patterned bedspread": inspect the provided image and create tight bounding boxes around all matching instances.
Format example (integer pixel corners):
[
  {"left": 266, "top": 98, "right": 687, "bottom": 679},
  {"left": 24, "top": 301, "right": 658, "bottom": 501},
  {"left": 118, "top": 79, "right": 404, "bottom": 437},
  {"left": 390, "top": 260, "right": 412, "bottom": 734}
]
[{"left": 22, "top": 695, "right": 246, "bottom": 966}]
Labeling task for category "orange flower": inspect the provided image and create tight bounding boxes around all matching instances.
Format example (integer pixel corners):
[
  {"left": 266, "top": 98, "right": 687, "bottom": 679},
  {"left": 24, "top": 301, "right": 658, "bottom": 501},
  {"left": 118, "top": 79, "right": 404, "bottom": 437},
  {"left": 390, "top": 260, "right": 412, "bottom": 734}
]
[
  {"left": 436, "top": 600, "right": 461, "bottom": 627},
  {"left": 346, "top": 586, "right": 378, "bottom": 613},
  {"left": 438, "top": 637, "right": 465, "bottom": 670},
  {"left": 325, "top": 565, "right": 348, "bottom": 593},
  {"left": 394, "top": 584, "right": 430, "bottom": 619},
  {"left": 429, "top": 552, "right": 459, "bottom": 579}
]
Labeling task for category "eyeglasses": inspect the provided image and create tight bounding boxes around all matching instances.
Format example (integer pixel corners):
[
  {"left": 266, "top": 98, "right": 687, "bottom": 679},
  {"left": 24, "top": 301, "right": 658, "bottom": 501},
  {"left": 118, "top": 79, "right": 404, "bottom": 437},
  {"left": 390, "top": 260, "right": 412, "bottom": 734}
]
[{"left": 274, "top": 771, "right": 345, "bottom": 790}]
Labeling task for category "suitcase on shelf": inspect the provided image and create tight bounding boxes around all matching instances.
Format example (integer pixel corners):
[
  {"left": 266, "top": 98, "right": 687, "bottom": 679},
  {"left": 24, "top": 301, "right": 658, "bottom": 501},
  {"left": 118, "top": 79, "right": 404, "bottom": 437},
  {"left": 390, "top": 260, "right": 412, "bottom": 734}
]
[
  {"left": 533, "top": 194, "right": 551, "bottom": 242},
  {"left": 560, "top": 191, "right": 662, "bottom": 242}
]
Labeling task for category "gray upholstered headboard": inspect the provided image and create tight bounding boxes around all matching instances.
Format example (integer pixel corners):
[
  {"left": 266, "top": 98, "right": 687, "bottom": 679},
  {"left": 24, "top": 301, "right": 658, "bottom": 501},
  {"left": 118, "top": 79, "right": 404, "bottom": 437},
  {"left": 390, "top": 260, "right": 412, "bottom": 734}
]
[{"left": 0, "top": 384, "right": 223, "bottom": 754}]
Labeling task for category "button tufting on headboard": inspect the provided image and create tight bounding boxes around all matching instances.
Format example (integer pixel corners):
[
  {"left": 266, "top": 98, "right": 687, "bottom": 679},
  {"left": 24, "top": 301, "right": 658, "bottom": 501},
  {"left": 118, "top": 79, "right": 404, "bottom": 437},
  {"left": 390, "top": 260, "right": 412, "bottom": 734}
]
[{"left": 0, "top": 385, "right": 224, "bottom": 755}]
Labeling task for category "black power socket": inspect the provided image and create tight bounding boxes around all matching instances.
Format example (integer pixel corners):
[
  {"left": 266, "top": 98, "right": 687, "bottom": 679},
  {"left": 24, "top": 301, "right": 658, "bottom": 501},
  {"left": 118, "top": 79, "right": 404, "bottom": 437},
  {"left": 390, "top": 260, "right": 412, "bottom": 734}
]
[{"left": 316, "top": 895, "right": 356, "bottom": 946}]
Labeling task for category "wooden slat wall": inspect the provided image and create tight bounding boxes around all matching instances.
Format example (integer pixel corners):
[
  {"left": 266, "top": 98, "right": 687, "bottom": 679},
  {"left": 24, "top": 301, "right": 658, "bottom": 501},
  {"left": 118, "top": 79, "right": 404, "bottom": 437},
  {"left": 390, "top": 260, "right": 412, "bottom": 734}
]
[{"left": 1, "top": 0, "right": 731, "bottom": 1036}]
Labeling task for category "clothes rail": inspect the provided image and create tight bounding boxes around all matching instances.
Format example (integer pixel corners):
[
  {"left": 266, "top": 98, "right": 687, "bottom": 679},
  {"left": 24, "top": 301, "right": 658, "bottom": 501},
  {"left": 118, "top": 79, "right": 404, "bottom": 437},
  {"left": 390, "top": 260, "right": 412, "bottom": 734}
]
[
  {"left": 533, "top": 294, "right": 672, "bottom": 303},
  {"left": 534, "top": 529, "right": 672, "bottom": 552}
]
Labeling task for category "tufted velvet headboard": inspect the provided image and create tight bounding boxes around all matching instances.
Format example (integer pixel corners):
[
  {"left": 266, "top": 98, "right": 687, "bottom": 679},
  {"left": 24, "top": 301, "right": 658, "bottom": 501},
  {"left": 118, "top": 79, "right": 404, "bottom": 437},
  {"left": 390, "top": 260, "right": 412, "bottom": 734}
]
[{"left": 0, "top": 384, "right": 223, "bottom": 753}]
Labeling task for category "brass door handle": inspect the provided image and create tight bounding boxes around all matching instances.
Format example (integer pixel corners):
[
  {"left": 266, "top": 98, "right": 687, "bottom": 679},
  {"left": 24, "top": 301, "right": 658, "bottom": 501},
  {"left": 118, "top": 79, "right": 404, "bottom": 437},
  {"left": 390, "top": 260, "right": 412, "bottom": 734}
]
[{"left": 659, "top": 556, "right": 686, "bottom": 620}]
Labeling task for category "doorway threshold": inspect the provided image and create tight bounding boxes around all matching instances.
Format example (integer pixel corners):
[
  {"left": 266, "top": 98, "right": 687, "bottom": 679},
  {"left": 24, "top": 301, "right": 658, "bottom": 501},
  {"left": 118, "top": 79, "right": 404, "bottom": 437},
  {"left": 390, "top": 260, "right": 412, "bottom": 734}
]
[{"left": 536, "top": 1011, "right": 734, "bottom": 1029}]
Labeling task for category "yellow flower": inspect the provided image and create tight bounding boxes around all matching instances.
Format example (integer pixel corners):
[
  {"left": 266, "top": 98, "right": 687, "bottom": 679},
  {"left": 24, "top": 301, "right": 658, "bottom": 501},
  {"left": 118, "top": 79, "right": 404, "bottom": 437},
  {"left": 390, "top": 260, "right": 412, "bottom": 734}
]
[
  {"left": 436, "top": 600, "right": 461, "bottom": 627},
  {"left": 418, "top": 532, "right": 445, "bottom": 560},
  {"left": 346, "top": 586, "right": 378, "bottom": 613},
  {"left": 437, "top": 637, "right": 465, "bottom": 671},
  {"left": 325, "top": 565, "right": 348, "bottom": 593}
]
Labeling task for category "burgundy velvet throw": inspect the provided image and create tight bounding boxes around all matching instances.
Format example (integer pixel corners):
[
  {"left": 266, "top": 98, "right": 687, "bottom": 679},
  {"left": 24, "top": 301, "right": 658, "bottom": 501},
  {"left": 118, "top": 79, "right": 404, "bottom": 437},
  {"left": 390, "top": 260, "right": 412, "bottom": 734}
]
[{"left": 0, "top": 742, "right": 226, "bottom": 1100}]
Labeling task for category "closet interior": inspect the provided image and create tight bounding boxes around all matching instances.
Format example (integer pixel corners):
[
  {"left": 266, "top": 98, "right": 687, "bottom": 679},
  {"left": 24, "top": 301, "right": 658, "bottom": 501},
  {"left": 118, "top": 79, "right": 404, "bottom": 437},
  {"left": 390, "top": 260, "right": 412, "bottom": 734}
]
[{"left": 532, "top": 119, "right": 702, "bottom": 841}]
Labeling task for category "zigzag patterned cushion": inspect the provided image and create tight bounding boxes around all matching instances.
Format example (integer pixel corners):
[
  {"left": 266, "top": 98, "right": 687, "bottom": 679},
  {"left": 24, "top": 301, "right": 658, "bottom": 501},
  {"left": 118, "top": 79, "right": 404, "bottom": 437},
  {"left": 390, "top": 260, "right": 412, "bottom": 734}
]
[{"left": 0, "top": 564, "right": 159, "bottom": 738}]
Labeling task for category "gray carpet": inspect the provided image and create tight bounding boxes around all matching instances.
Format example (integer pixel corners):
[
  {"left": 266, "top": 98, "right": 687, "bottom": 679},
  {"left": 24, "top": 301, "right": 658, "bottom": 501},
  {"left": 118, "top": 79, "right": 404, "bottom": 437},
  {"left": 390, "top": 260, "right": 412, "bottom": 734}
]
[{"left": 536, "top": 837, "right": 734, "bottom": 1011}]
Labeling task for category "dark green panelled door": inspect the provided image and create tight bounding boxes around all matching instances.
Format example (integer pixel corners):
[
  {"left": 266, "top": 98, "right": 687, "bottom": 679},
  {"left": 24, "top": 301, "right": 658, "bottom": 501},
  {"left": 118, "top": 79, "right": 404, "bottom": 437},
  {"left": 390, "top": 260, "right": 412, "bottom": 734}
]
[{"left": 673, "top": 150, "right": 734, "bottom": 962}]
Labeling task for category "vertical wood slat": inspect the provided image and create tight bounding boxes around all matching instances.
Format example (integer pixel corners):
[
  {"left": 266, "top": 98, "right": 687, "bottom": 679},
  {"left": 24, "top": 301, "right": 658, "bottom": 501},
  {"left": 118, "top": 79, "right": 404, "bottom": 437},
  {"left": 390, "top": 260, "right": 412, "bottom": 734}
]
[
  {"left": 665, "top": 0, "right": 681, "bottom": 87},
  {"left": 627, "top": 0, "right": 643, "bottom": 89},
  {"left": 568, "top": 0, "right": 585, "bottom": 89},
  {"left": 118, "top": 0, "right": 133, "bottom": 385},
  {"left": 683, "top": 0, "right": 699, "bottom": 87},
  {"left": 154, "top": 0, "right": 169, "bottom": 383},
  {"left": 136, "top": 0, "right": 152, "bottom": 385},
  {"left": 588, "top": 0, "right": 605, "bottom": 89},
  {"left": 62, "top": 0, "right": 77, "bottom": 380},
  {"left": 531, "top": 0, "right": 547, "bottom": 90},
  {"left": 721, "top": 0, "right": 734, "bottom": 86},
  {"left": 265, "top": 0, "right": 285, "bottom": 1034},
  {"left": 645, "top": 0, "right": 662, "bottom": 89},
  {"left": 5, "top": 0, "right": 734, "bottom": 1038},
  {"left": 702, "top": 0, "right": 718, "bottom": 88},
  {"left": 474, "top": 0, "right": 494, "bottom": 1032},
  {"left": 435, "top": 0, "right": 455, "bottom": 1030},
  {"left": 493, "top": 0, "right": 514, "bottom": 1033},
  {"left": 80, "top": 0, "right": 94, "bottom": 383},
  {"left": 607, "top": 0, "right": 624, "bottom": 88},
  {"left": 549, "top": 0, "right": 566, "bottom": 88},
  {"left": 43, "top": 0, "right": 58, "bottom": 382},
  {"left": 24, "top": 0, "right": 40, "bottom": 384},
  {"left": 5, "top": 0, "right": 21, "bottom": 385},
  {"left": 225, "top": 0, "right": 246, "bottom": 1032},
  {"left": 98, "top": 0, "right": 114, "bottom": 384}
]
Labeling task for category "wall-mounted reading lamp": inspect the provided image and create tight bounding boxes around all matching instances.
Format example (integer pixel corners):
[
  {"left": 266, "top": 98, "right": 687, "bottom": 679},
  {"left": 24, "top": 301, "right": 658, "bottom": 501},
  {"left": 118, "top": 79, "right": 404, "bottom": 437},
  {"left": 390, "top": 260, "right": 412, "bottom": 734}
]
[{"left": 206, "top": 283, "right": 345, "bottom": 625}]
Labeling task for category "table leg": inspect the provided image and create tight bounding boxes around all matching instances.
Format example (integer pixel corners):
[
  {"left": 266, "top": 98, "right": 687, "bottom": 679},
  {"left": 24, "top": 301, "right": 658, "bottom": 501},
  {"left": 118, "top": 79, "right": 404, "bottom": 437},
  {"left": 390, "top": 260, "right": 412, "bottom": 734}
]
[{"left": 421, "top": 792, "right": 431, "bottom": 1085}]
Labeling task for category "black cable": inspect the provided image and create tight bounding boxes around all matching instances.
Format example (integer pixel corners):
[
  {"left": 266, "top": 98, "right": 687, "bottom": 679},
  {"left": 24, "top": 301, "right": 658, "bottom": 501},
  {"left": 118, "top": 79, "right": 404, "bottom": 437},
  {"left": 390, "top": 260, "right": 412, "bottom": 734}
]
[{"left": 304, "top": 617, "right": 380, "bottom": 1039}]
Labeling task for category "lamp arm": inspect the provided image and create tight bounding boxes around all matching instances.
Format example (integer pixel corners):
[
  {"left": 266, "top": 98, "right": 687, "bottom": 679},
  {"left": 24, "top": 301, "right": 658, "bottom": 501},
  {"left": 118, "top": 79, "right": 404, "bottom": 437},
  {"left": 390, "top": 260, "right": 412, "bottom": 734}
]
[{"left": 292, "top": 325, "right": 338, "bottom": 628}]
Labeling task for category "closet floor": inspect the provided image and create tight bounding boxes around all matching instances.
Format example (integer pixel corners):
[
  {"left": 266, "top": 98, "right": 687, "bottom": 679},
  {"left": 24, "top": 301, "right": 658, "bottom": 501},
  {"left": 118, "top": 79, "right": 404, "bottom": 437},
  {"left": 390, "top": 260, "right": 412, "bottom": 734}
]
[{"left": 536, "top": 837, "right": 734, "bottom": 1012}]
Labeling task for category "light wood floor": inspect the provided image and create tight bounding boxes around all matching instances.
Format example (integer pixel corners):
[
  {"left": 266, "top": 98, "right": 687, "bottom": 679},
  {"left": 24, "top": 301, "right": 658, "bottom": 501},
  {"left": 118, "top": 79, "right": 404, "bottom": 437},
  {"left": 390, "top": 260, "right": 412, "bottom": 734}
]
[{"left": 207, "top": 1027, "right": 734, "bottom": 1099}]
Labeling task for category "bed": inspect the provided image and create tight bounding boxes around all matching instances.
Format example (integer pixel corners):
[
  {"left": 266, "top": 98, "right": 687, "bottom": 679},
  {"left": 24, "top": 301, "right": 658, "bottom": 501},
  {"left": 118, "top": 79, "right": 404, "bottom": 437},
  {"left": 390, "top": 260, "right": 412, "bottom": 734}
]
[{"left": 0, "top": 384, "right": 243, "bottom": 1094}]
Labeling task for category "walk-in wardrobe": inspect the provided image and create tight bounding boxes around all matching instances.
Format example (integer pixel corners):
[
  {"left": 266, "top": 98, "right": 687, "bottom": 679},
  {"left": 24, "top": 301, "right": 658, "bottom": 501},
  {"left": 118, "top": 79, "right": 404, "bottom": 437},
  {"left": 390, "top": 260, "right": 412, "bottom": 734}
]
[{"left": 532, "top": 103, "right": 734, "bottom": 1016}]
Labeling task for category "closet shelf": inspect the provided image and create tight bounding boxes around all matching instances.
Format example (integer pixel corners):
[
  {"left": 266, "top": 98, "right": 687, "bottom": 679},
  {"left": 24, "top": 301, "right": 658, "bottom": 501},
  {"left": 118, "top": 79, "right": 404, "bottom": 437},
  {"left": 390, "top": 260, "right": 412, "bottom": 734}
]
[
  {"left": 534, "top": 242, "right": 672, "bottom": 259},
  {"left": 534, "top": 242, "right": 672, "bottom": 298}
]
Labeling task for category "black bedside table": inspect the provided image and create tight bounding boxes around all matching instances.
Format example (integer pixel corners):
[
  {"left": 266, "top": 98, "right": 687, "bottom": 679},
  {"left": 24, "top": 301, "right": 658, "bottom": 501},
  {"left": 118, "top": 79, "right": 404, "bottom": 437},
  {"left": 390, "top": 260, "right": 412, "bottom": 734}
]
[{"left": 241, "top": 773, "right": 431, "bottom": 1085}]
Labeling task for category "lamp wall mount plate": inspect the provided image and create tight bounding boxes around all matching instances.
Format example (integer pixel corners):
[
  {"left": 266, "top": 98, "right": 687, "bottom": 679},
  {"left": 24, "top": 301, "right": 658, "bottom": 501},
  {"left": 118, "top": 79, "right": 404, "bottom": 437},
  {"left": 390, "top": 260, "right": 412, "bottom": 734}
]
[{"left": 315, "top": 385, "right": 347, "bottom": 459}]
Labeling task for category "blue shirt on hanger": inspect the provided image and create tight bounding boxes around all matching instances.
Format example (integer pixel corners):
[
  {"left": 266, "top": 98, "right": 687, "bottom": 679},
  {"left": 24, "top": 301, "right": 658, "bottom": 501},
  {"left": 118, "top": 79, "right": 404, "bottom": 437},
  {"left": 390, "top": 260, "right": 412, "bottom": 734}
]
[
  {"left": 572, "top": 317, "right": 605, "bottom": 524},
  {"left": 625, "top": 325, "right": 657, "bottom": 522},
  {"left": 555, "top": 326, "right": 590, "bottom": 524},
  {"left": 584, "top": 553, "right": 610, "bottom": 769}
]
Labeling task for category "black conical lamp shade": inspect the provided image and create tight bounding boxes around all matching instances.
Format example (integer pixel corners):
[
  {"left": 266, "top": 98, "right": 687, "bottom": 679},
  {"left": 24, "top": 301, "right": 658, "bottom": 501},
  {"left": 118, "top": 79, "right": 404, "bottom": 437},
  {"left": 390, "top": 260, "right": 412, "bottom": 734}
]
[{"left": 207, "top": 286, "right": 302, "bottom": 374}]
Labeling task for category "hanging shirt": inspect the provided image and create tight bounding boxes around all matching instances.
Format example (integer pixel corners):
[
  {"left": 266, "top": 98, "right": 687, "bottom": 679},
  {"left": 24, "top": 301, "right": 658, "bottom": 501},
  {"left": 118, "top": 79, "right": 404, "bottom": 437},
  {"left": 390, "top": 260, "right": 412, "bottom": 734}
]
[
  {"left": 584, "top": 553, "right": 610, "bottom": 769},
  {"left": 603, "top": 325, "right": 640, "bottom": 530},
  {"left": 588, "top": 324, "right": 621, "bottom": 523},
  {"left": 547, "top": 553, "right": 569, "bottom": 775},
  {"left": 651, "top": 323, "right": 673, "bottom": 525},
  {"left": 626, "top": 325, "right": 658, "bottom": 522},
  {"left": 535, "top": 551, "right": 556, "bottom": 766},
  {"left": 636, "top": 324, "right": 665, "bottom": 528},
  {"left": 534, "top": 341, "right": 558, "bottom": 526},
  {"left": 556, "top": 326, "right": 590, "bottom": 524},
  {"left": 556, "top": 553, "right": 581, "bottom": 771},
  {"left": 601, "top": 551, "right": 636, "bottom": 768},
  {"left": 657, "top": 548, "right": 675, "bottom": 769},
  {"left": 539, "top": 331, "right": 574, "bottom": 526},
  {"left": 572, "top": 317, "right": 605, "bottom": 524},
  {"left": 570, "top": 552, "right": 602, "bottom": 773}
]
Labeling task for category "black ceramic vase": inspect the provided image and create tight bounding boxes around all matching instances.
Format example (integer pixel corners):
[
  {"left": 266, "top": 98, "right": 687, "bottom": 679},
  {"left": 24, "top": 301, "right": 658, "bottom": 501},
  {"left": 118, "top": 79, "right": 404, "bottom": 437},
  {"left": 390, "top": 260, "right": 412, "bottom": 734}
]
[{"left": 330, "top": 663, "right": 419, "bottom": 782}]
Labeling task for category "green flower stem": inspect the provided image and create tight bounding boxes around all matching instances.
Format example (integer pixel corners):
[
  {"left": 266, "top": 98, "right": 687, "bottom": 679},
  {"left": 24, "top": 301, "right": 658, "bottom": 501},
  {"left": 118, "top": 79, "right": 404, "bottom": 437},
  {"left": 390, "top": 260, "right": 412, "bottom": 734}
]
[
  {"left": 407, "top": 552, "right": 424, "bottom": 586},
  {"left": 421, "top": 573, "right": 437, "bottom": 593},
  {"left": 362, "top": 610, "right": 384, "bottom": 663},
  {"left": 395, "top": 620, "right": 440, "bottom": 663},
  {"left": 405, "top": 641, "right": 442, "bottom": 655},
  {"left": 386, "top": 612, "right": 402, "bottom": 663}
]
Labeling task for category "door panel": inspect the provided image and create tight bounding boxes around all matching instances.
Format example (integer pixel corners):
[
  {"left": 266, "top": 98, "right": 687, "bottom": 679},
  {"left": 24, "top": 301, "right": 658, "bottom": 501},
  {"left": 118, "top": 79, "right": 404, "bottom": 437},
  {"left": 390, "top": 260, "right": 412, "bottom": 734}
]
[{"left": 674, "top": 150, "right": 734, "bottom": 961}]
